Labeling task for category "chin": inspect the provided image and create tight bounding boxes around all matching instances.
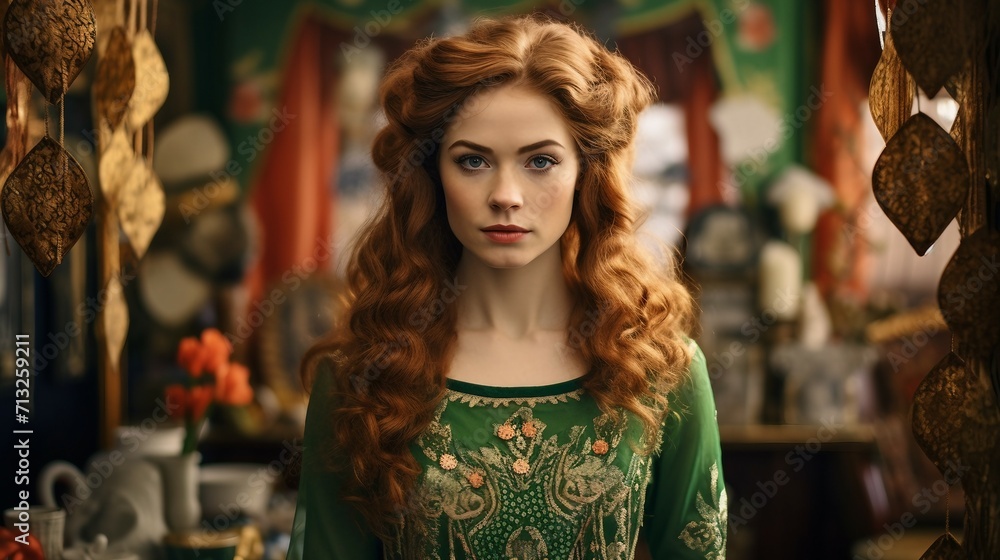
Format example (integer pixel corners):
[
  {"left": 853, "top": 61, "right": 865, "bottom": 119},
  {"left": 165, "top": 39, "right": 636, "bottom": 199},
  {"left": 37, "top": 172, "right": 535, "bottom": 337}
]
[{"left": 468, "top": 250, "right": 533, "bottom": 269}]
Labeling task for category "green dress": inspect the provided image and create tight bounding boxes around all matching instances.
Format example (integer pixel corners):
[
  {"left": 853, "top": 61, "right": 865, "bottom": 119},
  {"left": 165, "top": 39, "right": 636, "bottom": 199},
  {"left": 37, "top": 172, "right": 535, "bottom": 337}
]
[{"left": 287, "top": 344, "right": 727, "bottom": 559}]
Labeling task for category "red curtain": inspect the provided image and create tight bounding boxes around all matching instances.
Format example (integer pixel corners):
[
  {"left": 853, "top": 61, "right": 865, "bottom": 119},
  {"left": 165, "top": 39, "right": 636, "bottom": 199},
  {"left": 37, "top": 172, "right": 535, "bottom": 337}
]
[
  {"left": 617, "top": 12, "right": 725, "bottom": 217},
  {"left": 810, "top": 0, "right": 881, "bottom": 299},
  {"left": 245, "top": 18, "right": 340, "bottom": 307}
]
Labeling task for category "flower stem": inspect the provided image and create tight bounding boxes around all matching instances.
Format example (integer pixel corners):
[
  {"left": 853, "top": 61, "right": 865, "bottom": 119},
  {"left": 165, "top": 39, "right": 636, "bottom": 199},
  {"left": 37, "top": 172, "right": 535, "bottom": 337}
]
[{"left": 183, "top": 417, "right": 204, "bottom": 455}]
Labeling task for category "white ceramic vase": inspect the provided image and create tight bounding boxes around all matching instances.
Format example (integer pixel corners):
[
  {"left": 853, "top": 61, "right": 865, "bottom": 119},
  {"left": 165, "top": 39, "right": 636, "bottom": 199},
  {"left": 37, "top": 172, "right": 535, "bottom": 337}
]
[{"left": 146, "top": 452, "right": 202, "bottom": 532}]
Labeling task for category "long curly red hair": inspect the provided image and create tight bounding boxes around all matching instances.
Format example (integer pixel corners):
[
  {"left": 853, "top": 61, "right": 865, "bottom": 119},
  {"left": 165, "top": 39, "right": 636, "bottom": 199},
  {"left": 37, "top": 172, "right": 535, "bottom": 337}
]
[{"left": 301, "top": 13, "right": 697, "bottom": 540}]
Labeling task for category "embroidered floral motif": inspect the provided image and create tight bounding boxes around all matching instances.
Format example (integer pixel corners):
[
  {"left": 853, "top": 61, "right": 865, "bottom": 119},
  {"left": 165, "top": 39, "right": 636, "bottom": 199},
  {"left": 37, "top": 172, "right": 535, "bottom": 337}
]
[
  {"left": 391, "top": 365, "right": 737, "bottom": 560},
  {"left": 497, "top": 423, "right": 516, "bottom": 440},
  {"left": 405, "top": 394, "right": 655, "bottom": 560},
  {"left": 678, "top": 462, "right": 728, "bottom": 559},
  {"left": 439, "top": 454, "right": 458, "bottom": 470},
  {"left": 592, "top": 439, "right": 609, "bottom": 455},
  {"left": 522, "top": 421, "right": 537, "bottom": 438},
  {"left": 467, "top": 470, "right": 484, "bottom": 488}
]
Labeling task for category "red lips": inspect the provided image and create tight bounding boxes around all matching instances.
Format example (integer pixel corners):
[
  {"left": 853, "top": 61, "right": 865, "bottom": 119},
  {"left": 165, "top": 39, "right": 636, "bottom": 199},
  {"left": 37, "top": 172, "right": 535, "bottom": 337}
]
[{"left": 482, "top": 224, "right": 529, "bottom": 232}]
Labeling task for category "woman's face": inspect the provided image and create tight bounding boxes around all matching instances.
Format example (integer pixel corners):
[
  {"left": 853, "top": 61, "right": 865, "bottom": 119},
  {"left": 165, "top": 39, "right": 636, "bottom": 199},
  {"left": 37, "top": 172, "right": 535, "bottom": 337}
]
[{"left": 438, "top": 84, "right": 580, "bottom": 269}]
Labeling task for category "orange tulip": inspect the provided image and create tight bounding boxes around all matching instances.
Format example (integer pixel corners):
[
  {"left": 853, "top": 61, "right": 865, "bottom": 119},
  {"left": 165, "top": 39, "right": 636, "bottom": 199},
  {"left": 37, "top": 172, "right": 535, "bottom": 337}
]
[
  {"left": 164, "top": 384, "right": 188, "bottom": 419},
  {"left": 216, "top": 362, "right": 253, "bottom": 406},
  {"left": 190, "top": 385, "right": 214, "bottom": 422},
  {"left": 200, "top": 328, "right": 233, "bottom": 374},
  {"left": 169, "top": 328, "right": 253, "bottom": 454},
  {"left": 176, "top": 337, "right": 209, "bottom": 377},
  {"left": 164, "top": 384, "right": 215, "bottom": 423}
]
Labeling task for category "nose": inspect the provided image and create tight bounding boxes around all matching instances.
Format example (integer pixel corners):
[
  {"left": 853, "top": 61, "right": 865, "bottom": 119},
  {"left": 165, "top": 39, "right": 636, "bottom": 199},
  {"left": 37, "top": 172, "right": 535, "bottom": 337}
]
[{"left": 487, "top": 168, "right": 523, "bottom": 211}]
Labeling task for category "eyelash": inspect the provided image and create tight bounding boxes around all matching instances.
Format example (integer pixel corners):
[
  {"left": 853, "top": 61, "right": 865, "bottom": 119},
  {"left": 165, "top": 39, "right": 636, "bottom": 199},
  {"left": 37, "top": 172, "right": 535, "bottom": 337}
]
[{"left": 454, "top": 154, "right": 560, "bottom": 173}]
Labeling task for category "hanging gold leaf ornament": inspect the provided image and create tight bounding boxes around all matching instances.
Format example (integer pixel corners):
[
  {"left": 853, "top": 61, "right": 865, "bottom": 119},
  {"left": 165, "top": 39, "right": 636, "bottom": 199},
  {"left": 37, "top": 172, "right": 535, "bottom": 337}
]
[
  {"left": 102, "top": 275, "right": 129, "bottom": 371},
  {"left": 911, "top": 352, "right": 977, "bottom": 474},
  {"left": 919, "top": 533, "right": 966, "bottom": 560},
  {"left": 98, "top": 127, "right": 137, "bottom": 200},
  {"left": 869, "top": 16, "right": 915, "bottom": 141},
  {"left": 117, "top": 160, "right": 164, "bottom": 259},
  {"left": 872, "top": 113, "right": 969, "bottom": 256},
  {"left": 889, "top": 0, "right": 966, "bottom": 97},
  {"left": 1, "top": 136, "right": 94, "bottom": 276},
  {"left": 937, "top": 228, "right": 1000, "bottom": 359},
  {"left": 94, "top": 26, "right": 136, "bottom": 129},
  {"left": 2, "top": 0, "right": 96, "bottom": 104},
  {"left": 126, "top": 28, "right": 169, "bottom": 131}
]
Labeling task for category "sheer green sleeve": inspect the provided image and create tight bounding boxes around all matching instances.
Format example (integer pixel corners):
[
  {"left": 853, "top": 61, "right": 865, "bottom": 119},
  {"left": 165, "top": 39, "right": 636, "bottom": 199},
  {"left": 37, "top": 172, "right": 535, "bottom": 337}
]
[
  {"left": 641, "top": 344, "right": 728, "bottom": 559},
  {"left": 286, "top": 360, "right": 382, "bottom": 560}
]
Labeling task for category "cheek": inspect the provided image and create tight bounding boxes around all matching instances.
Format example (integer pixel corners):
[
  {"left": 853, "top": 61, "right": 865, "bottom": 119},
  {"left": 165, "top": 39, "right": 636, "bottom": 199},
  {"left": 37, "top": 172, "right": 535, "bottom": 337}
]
[
  {"left": 441, "top": 186, "right": 475, "bottom": 224},
  {"left": 548, "top": 171, "right": 580, "bottom": 209}
]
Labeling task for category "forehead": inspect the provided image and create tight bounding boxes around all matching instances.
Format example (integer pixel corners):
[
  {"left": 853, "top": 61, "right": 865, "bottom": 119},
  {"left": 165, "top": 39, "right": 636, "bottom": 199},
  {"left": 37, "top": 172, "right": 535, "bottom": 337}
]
[{"left": 442, "top": 84, "right": 575, "bottom": 147}]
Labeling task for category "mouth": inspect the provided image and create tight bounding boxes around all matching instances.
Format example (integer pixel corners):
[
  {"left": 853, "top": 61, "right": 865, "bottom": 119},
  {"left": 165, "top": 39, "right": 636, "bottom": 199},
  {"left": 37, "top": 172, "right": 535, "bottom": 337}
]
[{"left": 482, "top": 225, "right": 529, "bottom": 232}]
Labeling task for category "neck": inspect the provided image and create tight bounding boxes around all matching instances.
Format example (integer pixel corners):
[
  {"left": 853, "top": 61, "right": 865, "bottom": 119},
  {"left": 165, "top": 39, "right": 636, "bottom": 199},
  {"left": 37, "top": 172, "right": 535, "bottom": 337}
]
[{"left": 454, "top": 244, "right": 574, "bottom": 339}]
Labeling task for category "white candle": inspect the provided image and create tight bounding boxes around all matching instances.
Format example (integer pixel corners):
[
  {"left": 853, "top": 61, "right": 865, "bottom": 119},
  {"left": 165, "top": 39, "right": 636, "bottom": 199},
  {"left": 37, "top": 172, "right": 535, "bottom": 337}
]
[{"left": 759, "top": 240, "right": 802, "bottom": 321}]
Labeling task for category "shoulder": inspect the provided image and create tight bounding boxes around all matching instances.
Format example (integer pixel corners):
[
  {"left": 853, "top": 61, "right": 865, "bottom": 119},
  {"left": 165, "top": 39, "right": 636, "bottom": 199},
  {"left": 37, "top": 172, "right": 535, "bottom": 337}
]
[
  {"left": 302, "top": 354, "right": 346, "bottom": 451},
  {"left": 305, "top": 349, "right": 347, "bottom": 391},
  {"left": 660, "top": 339, "right": 717, "bottom": 438},
  {"left": 656, "top": 338, "right": 710, "bottom": 410},
  {"left": 672, "top": 337, "right": 712, "bottom": 399},
  {"left": 680, "top": 339, "right": 711, "bottom": 398}
]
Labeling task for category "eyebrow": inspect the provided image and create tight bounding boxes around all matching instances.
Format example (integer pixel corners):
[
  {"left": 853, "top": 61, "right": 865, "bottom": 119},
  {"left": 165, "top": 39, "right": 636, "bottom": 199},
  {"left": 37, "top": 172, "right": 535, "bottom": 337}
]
[{"left": 447, "top": 139, "right": 565, "bottom": 154}]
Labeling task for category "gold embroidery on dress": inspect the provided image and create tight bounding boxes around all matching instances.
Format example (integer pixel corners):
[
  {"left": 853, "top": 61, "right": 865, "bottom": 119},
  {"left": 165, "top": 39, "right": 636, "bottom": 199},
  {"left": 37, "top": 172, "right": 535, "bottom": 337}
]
[
  {"left": 678, "top": 462, "right": 728, "bottom": 559},
  {"left": 404, "top": 395, "right": 654, "bottom": 560},
  {"left": 505, "top": 526, "right": 549, "bottom": 560},
  {"left": 446, "top": 388, "right": 585, "bottom": 408}
]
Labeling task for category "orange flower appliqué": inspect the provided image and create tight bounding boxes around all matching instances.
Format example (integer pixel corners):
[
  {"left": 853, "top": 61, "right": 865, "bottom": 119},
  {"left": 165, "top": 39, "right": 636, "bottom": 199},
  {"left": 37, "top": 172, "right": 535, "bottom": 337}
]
[
  {"left": 592, "top": 439, "right": 609, "bottom": 455},
  {"left": 497, "top": 424, "right": 516, "bottom": 440},
  {"left": 512, "top": 459, "right": 530, "bottom": 475},
  {"left": 439, "top": 454, "right": 458, "bottom": 470},
  {"left": 521, "top": 421, "right": 537, "bottom": 438},
  {"left": 467, "top": 471, "right": 484, "bottom": 488}
]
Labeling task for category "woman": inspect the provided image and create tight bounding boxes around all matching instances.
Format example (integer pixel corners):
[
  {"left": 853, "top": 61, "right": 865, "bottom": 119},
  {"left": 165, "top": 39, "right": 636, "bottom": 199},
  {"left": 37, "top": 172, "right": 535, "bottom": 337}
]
[{"left": 288, "top": 14, "right": 727, "bottom": 559}]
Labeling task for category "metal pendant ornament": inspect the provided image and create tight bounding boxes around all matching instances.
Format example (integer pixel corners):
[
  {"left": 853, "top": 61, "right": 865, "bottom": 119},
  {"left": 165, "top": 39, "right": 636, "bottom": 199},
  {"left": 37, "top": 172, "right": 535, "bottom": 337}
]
[
  {"left": 911, "top": 352, "right": 977, "bottom": 476},
  {"left": 94, "top": 26, "right": 136, "bottom": 130},
  {"left": 2, "top": 0, "right": 97, "bottom": 104},
  {"left": 98, "top": 126, "right": 138, "bottom": 201},
  {"left": 102, "top": 275, "right": 129, "bottom": 371},
  {"left": 889, "top": 0, "right": 966, "bottom": 97},
  {"left": 872, "top": 113, "right": 968, "bottom": 256},
  {"left": 869, "top": 14, "right": 914, "bottom": 142},
  {"left": 126, "top": 28, "right": 169, "bottom": 131},
  {"left": 1, "top": 136, "right": 94, "bottom": 276},
  {"left": 921, "top": 533, "right": 966, "bottom": 560},
  {"left": 937, "top": 228, "right": 1000, "bottom": 359},
  {"left": 117, "top": 160, "right": 165, "bottom": 259}
]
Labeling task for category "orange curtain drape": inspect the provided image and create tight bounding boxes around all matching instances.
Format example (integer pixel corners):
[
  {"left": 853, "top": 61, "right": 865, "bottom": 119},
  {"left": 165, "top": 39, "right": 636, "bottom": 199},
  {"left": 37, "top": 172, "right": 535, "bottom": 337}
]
[
  {"left": 245, "top": 18, "right": 339, "bottom": 307},
  {"left": 810, "top": 0, "right": 881, "bottom": 299}
]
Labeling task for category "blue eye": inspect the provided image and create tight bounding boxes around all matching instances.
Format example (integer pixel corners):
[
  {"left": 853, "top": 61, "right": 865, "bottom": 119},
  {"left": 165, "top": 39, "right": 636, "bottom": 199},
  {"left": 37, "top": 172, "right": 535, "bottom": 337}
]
[
  {"left": 457, "top": 155, "right": 487, "bottom": 170},
  {"left": 528, "top": 156, "right": 557, "bottom": 170}
]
